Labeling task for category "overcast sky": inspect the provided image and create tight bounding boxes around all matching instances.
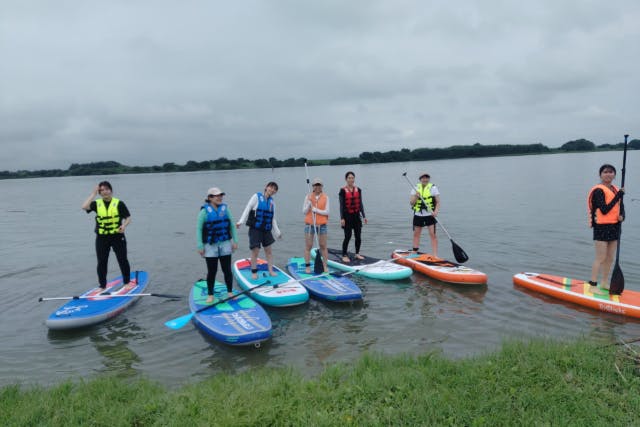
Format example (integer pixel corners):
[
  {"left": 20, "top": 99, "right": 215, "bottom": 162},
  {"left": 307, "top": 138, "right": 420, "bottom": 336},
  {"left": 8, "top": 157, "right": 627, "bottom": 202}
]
[{"left": 1, "top": 1, "right": 638, "bottom": 171}]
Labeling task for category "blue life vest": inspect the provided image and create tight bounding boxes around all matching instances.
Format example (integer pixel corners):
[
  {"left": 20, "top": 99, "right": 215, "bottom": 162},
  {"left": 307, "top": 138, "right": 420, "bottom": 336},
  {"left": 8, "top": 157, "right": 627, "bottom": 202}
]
[
  {"left": 246, "top": 192, "right": 274, "bottom": 231},
  {"left": 202, "top": 203, "right": 231, "bottom": 244}
]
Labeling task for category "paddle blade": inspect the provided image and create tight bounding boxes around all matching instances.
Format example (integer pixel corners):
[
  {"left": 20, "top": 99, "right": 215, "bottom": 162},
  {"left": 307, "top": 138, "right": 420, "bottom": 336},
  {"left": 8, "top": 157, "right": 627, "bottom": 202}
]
[
  {"left": 609, "top": 263, "right": 624, "bottom": 295},
  {"left": 164, "top": 312, "right": 194, "bottom": 330},
  {"left": 314, "top": 250, "right": 324, "bottom": 275},
  {"left": 451, "top": 240, "right": 469, "bottom": 263}
]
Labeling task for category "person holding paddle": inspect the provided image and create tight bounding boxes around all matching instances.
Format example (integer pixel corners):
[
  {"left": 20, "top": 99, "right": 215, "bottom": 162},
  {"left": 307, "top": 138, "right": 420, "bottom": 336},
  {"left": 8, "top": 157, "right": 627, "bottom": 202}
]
[
  {"left": 588, "top": 164, "right": 625, "bottom": 293},
  {"left": 339, "top": 171, "right": 368, "bottom": 263},
  {"left": 197, "top": 187, "right": 238, "bottom": 303},
  {"left": 236, "top": 182, "right": 282, "bottom": 280},
  {"left": 303, "top": 178, "right": 330, "bottom": 274},
  {"left": 81, "top": 181, "right": 132, "bottom": 290},
  {"left": 410, "top": 173, "right": 440, "bottom": 256}
]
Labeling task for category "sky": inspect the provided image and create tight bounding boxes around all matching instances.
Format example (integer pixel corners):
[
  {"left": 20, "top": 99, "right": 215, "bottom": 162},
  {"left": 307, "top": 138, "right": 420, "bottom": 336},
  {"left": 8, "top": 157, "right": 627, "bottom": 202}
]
[{"left": 1, "top": 1, "right": 639, "bottom": 171}]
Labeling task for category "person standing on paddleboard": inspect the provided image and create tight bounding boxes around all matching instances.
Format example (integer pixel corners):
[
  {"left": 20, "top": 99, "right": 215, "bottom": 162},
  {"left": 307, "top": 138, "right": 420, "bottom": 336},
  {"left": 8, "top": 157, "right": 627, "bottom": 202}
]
[
  {"left": 236, "top": 182, "right": 282, "bottom": 280},
  {"left": 339, "top": 171, "right": 367, "bottom": 263},
  {"left": 81, "top": 181, "right": 132, "bottom": 290},
  {"left": 410, "top": 173, "right": 440, "bottom": 256},
  {"left": 198, "top": 187, "right": 238, "bottom": 303},
  {"left": 588, "top": 164, "right": 625, "bottom": 292},
  {"left": 303, "top": 178, "right": 330, "bottom": 273}
]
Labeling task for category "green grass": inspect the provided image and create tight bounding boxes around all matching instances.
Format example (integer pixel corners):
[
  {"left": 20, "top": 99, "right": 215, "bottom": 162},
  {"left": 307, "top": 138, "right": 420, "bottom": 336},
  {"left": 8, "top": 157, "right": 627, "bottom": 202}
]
[{"left": 2, "top": 339, "right": 639, "bottom": 426}]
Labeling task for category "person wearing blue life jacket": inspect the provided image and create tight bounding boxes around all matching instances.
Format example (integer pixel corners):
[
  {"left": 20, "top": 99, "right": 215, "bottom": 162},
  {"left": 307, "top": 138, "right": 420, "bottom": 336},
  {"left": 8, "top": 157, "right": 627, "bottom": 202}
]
[
  {"left": 81, "top": 181, "right": 132, "bottom": 290},
  {"left": 197, "top": 187, "right": 238, "bottom": 304},
  {"left": 409, "top": 173, "right": 440, "bottom": 257},
  {"left": 236, "top": 182, "right": 282, "bottom": 280}
]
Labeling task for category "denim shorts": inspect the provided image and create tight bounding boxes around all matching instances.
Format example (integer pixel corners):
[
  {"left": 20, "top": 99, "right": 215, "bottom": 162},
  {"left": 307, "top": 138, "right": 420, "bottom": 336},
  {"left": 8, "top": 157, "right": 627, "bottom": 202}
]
[
  {"left": 304, "top": 224, "right": 327, "bottom": 235},
  {"left": 204, "top": 240, "right": 232, "bottom": 257}
]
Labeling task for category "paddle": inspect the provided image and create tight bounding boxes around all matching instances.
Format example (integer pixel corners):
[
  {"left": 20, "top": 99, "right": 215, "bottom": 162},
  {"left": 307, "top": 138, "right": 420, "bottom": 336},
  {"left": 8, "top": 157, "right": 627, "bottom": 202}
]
[
  {"left": 609, "top": 134, "right": 629, "bottom": 295},
  {"left": 402, "top": 172, "right": 469, "bottom": 263},
  {"left": 304, "top": 162, "right": 325, "bottom": 274},
  {"left": 39, "top": 292, "right": 182, "bottom": 302}
]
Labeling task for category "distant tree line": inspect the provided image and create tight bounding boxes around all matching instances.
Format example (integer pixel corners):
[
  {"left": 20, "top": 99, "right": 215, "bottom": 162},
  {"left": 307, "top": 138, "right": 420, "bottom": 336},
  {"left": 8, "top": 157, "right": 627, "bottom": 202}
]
[{"left": 2, "top": 139, "right": 639, "bottom": 180}]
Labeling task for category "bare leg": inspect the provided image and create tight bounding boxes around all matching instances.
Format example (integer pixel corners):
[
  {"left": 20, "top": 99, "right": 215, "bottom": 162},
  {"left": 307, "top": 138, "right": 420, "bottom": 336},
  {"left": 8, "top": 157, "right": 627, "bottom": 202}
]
[
  {"left": 319, "top": 233, "right": 329, "bottom": 272},
  {"left": 250, "top": 247, "right": 260, "bottom": 280},
  {"left": 428, "top": 224, "right": 438, "bottom": 257},
  {"left": 412, "top": 226, "right": 422, "bottom": 251},
  {"left": 264, "top": 244, "right": 277, "bottom": 277}
]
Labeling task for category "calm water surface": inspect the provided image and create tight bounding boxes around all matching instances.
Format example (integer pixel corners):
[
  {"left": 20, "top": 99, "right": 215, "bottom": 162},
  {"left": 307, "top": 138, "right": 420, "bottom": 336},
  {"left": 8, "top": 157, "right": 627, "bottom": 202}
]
[{"left": 1, "top": 152, "right": 639, "bottom": 388}]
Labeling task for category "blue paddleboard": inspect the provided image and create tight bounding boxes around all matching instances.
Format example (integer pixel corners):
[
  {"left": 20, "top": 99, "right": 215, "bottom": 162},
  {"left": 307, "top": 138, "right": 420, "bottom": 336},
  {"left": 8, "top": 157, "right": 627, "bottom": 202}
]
[
  {"left": 46, "top": 271, "right": 149, "bottom": 330},
  {"left": 287, "top": 257, "right": 362, "bottom": 302},
  {"left": 189, "top": 280, "right": 272, "bottom": 346},
  {"left": 232, "top": 258, "right": 309, "bottom": 307}
]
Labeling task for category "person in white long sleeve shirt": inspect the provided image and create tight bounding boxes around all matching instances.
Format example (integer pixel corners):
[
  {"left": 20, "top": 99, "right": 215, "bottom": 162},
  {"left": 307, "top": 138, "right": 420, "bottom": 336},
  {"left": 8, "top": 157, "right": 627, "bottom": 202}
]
[
  {"left": 236, "top": 182, "right": 282, "bottom": 280},
  {"left": 302, "top": 177, "right": 330, "bottom": 273}
]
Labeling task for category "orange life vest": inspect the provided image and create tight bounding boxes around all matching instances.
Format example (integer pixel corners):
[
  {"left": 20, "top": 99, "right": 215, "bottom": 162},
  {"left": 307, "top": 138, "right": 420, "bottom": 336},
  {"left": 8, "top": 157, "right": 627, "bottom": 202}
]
[
  {"left": 305, "top": 193, "right": 328, "bottom": 225},
  {"left": 587, "top": 184, "right": 621, "bottom": 226}
]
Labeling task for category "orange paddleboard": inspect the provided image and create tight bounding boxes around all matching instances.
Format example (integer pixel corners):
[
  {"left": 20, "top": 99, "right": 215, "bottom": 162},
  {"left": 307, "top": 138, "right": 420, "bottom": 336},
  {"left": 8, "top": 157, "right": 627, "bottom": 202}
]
[
  {"left": 392, "top": 250, "right": 487, "bottom": 285},
  {"left": 513, "top": 272, "right": 640, "bottom": 319}
]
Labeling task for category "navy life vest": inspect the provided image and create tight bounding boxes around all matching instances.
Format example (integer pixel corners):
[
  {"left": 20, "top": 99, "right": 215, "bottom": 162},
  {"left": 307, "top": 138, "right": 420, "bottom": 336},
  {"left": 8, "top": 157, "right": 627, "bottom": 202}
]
[{"left": 246, "top": 192, "right": 274, "bottom": 231}]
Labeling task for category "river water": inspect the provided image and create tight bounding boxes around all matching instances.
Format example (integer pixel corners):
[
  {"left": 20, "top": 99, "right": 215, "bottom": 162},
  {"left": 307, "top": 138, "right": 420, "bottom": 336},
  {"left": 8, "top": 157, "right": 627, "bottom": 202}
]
[{"left": 1, "top": 151, "right": 639, "bottom": 388}]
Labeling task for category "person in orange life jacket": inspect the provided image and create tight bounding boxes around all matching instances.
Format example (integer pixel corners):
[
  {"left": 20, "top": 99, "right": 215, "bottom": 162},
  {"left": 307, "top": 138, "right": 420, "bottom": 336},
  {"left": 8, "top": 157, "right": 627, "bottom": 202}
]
[
  {"left": 198, "top": 187, "right": 238, "bottom": 303},
  {"left": 338, "top": 171, "right": 368, "bottom": 263},
  {"left": 588, "top": 164, "right": 625, "bottom": 292},
  {"left": 236, "top": 182, "right": 282, "bottom": 280},
  {"left": 303, "top": 177, "right": 330, "bottom": 273},
  {"left": 81, "top": 181, "right": 132, "bottom": 289},
  {"left": 409, "top": 173, "right": 440, "bottom": 256}
]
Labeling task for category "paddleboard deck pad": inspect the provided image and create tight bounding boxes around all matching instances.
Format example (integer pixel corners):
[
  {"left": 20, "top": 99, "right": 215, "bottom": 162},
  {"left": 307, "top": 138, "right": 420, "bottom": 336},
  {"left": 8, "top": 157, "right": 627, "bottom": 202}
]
[
  {"left": 232, "top": 258, "right": 309, "bottom": 307},
  {"left": 287, "top": 257, "right": 362, "bottom": 302},
  {"left": 46, "top": 271, "right": 149, "bottom": 330},
  {"left": 189, "top": 280, "right": 271, "bottom": 346},
  {"left": 392, "top": 250, "right": 487, "bottom": 285},
  {"left": 317, "top": 248, "right": 412, "bottom": 280},
  {"left": 513, "top": 272, "right": 640, "bottom": 319}
]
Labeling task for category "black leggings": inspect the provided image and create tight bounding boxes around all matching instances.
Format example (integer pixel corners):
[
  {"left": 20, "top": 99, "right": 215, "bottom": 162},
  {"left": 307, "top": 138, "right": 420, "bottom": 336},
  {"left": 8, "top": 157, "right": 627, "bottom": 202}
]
[
  {"left": 95, "top": 234, "right": 131, "bottom": 287},
  {"left": 205, "top": 255, "right": 233, "bottom": 295},
  {"left": 342, "top": 215, "right": 362, "bottom": 255}
]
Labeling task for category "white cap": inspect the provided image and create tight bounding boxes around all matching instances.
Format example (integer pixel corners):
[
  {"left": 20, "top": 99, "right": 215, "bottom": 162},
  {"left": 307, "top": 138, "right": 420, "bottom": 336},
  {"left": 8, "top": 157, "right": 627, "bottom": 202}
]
[
  {"left": 207, "top": 187, "right": 225, "bottom": 196},
  {"left": 312, "top": 177, "right": 323, "bottom": 185}
]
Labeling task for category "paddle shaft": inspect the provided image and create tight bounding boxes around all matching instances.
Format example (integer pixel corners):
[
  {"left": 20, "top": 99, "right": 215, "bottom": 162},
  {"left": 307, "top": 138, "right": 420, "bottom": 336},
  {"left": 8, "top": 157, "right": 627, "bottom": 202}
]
[{"left": 39, "top": 292, "right": 181, "bottom": 302}]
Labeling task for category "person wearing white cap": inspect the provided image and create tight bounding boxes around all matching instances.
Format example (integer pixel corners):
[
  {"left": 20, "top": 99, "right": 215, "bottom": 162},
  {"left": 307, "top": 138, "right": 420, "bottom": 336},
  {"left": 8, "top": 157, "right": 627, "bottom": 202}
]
[
  {"left": 302, "top": 177, "right": 330, "bottom": 273},
  {"left": 236, "top": 182, "right": 282, "bottom": 280},
  {"left": 197, "top": 187, "right": 238, "bottom": 303},
  {"left": 409, "top": 173, "right": 440, "bottom": 256}
]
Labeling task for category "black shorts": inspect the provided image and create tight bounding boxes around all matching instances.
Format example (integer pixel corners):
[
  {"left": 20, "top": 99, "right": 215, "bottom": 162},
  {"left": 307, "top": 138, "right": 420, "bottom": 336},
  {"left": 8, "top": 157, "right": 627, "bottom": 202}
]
[
  {"left": 249, "top": 228, "right": 275, "bottom": 249},
  {"left": 593, "top": 223, "right": 620, "bottom": 242},
  {"left": 413, "top": 215, "right": 436, "bottom": 228}
]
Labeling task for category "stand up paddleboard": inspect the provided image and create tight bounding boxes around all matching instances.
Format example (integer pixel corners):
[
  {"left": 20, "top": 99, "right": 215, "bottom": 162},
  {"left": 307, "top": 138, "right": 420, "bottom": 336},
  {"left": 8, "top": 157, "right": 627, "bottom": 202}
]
[
  {"left": 287, "top": 257, "right": 362, "bottom": 302},
  {"left": 514, "top": 272, "right": 640, "bottom": 319},
  {"left": 46, "top": 271, "right": 149, "bottom": 330},
  {"left": 315, "top": 248, "right": 412, "bottom": 280},
  {"left": 232, "top": 258, "right": 309, "bottom": 307},
  {"left": 392, "top": 250, "right": 487, "bottom": 285},
  {"left": 189, "top": 280, "right": 271, "bottom": 346}
]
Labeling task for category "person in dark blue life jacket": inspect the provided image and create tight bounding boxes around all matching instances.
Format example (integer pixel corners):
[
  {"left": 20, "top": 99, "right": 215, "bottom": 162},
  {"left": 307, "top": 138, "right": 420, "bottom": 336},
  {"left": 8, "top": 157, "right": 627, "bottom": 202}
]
[
  {"left": 338, "top": 171, "right": 367, "bottom": 263},
  {"left": 236, "top": 182, "right": 282, "bottom": 280},
  {"left": 197, "top": 187, "right": 238, "bottom": 303},
  {"left": 81, "top": 181, "right": 132, "bottom": 290}
]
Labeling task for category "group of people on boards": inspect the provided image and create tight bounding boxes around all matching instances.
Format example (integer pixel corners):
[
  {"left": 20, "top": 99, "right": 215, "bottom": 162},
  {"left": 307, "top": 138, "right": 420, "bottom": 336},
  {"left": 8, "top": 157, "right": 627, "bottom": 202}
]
[{"left": 81, "top": 162, "right": 625, "bottom": 302}]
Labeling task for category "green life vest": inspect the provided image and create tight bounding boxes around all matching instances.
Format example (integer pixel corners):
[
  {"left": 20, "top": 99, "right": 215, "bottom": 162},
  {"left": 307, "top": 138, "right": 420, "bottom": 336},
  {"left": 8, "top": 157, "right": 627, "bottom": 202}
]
[
  {"left": 413, "top": 183, "right": 435, "bottom": 213},
  {"left": 96, "top": 198, "right": 121, "bottom": 235}
]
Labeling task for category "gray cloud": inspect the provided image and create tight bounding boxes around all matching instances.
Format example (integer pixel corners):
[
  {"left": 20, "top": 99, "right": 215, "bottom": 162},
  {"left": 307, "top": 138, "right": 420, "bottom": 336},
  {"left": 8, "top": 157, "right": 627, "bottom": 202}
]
[{"left": 1, "top": 1, "right": 638, "bottom": 170}]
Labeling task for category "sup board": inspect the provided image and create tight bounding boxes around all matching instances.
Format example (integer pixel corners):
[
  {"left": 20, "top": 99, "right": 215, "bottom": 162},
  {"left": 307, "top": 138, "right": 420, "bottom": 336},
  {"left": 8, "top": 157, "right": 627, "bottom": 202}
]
[
  {"left": 514, "top": 272, "right": 640, "bottom": 319},
  {"left": 286, "top": 257, "right": 363, "bottom": 302},
  {"left": 232, "top": 258, "right": 309, "bottom": 307},
  {"left": 46, "top": 271, "right": 149, "bottom": 330},
  {"left": 315, "top": 248, "right": 412, "bottom": 280},
  {"left": 189, "top": 280, "right": 271, "bottom": 346},
  {"left": 392, "top": 250, "right": 487, "bottom": 285}
]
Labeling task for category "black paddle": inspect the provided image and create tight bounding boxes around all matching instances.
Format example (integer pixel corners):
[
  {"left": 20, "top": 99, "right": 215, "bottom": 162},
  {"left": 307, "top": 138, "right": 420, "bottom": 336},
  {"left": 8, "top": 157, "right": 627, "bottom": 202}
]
[
  {"left": 402, "top": 172, "right": 469, "bottom": 263},
  {"left": 609, "top": 134, "right": 629, "bottom": 295},
  {"left": 304, "top": 162, "right": 325, "bottom": 274}
]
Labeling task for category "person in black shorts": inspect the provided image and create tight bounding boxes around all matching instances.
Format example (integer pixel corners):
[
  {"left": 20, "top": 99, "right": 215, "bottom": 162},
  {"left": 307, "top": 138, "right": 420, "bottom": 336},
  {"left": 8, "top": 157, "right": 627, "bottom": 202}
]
[
  {"left": 587, "top": 164, "right": 625, "bottom": 292},
  {"left": 81, "top": 181, "right": 132, "bottom": 289}
]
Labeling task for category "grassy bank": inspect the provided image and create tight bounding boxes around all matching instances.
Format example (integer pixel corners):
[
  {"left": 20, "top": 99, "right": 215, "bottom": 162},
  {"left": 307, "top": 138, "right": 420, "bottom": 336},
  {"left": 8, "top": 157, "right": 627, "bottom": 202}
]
[{"left": 2, "top": 339, "right": 639, "bottom": 426}]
